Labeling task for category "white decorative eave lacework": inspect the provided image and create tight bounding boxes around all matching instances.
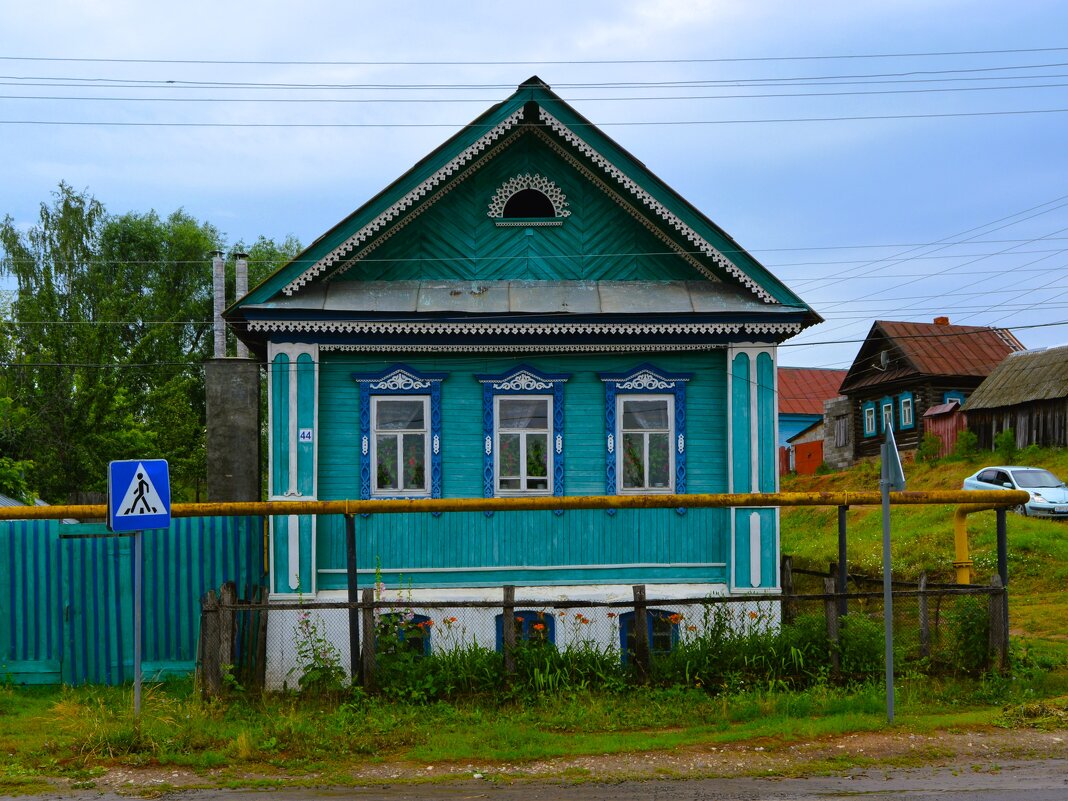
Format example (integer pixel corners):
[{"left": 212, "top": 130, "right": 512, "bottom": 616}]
[
  {"left": 282, "top": 108, "right": 525, "bottom": 296},
  {"left": 487, "top": 173, "right": 570, "bottom": 218},
  {"left": 537, "top": 108, "right": 775, "bottom": 305},
  {"left": 320, "top": 342, "right": 727, "bottom": 354},
  {"left": 605, "top": 369, "right": 690, "bottom": 391},
  {"left": 351, "top": 368, "right": 432, "bottom": 391},
  {"left": 249, "top": 320, "right": 751, "bottom": 336},
  {"left": 744, "top": 322, "right": 803, "bottom": 334}
]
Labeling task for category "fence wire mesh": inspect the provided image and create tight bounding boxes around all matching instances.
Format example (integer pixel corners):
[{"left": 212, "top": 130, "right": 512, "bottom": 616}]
[{"left": 211, "top": 582, "right": 1005, "bottom": 696}]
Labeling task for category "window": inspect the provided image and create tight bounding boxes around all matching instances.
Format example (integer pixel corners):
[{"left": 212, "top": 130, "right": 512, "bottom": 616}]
[
  {"left": 477, "top": 366, "right": 569, "bottom": 500},
  {"left": 619, "top": 396, "right": 674, "bottom": 492},
  {"left": 601, "top": 365, "right": 691, "bottom": 499},
  {"left": 376, "top": 613, "right": 432, "bottom": 656},
  {"left": 352, "top": 366, "right": 447, "bottom": 500},
  {"left": 372, "top": 397, "right": 428, "bottom": 495},
  {"left": 899, "top": 394, "right": 915, "bottom": 429},
  {"left": 496, "top": 396, "right": 552, "bottom": 493},
  {"left": 943, "top": 390, "right": 966, "bottom": 405},
  {"left": 863, "top": 403, "right": 877, "bottom": 437},
  {"left": 503, "top": 188, "right": 555, "bottom": 218},
  {"left": 619, "top": 609, "right": 681, "bottom": 662},
  {"left": 881, "top": 399, "right": 894, "bottom": 432},
  {"left": 495, "top": 610, "right": 555, "bottom": 650}
]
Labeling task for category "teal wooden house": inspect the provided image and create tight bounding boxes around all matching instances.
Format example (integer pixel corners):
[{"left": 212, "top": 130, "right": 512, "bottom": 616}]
[{"left": 228, "top": 78, "right": 819, "bottom": 668}]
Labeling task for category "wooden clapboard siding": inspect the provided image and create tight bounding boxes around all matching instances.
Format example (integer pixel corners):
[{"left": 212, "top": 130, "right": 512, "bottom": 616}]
[
  {"left": 0, "top": 517, "right": 264, "bottom": 685},
  {"left": 314, "top": 350, "right": 729, "bottom": 588}
]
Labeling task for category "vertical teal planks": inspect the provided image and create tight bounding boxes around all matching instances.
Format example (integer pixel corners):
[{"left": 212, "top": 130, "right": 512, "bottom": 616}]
[
  {"left": 731, "top": 352, "right": 751, "bottom": 493},
  {"left": 757, "top": 352, "right": 776, "bottom": 493}
]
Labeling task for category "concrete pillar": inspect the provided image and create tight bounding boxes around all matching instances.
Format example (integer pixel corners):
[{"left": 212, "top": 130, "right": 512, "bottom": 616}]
[
  {"left": 234, "top": 253, "right": 249, "bottom": 359},
  {"left": 212, "top": 251, "right": 226, "bottom": 359},
  {"left": 205, "top": 358, "right": 261, "bottom": 502}
]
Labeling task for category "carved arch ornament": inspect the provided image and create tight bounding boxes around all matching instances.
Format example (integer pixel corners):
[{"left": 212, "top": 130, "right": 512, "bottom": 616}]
[{"left": 487, "top": 173, "right": 571, "bottom": 220}]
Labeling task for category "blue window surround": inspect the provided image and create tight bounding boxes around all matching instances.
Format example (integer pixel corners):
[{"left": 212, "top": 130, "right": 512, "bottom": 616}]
[
  {"left": 351, "top": 366, "right": 447, "bottom": 501},
  {"left": 376, "top": 613, "right": 432, "bottom": 656},
  {"left": 600, "top": 364, "right": 691, "bottom": 516},
  {"left": 495, "top": 610, "right": 556, "bottom": 651},
  {"left": 476, "top": 365, "right": 569, "bottom": 506},
  {"left": 619, "top": 609, "right": 680, "bottom": 663},
  {"left": 879, "top": 396, "right": 894, "bottom": 434},
  {"left": 898, "top": 391, "right": 916, "bottom": 430},
  {"left": 943, "top": 390, "right": 966, "bottom": 405},
  {"left": 862, "top": 401, "right": 877, "bottom": 438}
]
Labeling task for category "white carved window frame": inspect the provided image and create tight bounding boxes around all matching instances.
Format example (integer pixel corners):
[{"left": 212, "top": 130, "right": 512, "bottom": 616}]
[{"left": 370, "top": 395, "right": 431, "bottom": 498}]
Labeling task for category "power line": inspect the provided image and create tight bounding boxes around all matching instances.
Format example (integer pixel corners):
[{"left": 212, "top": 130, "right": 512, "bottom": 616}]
[{"left": 5, "top": 46, "right": 1068, "bottom": 67}]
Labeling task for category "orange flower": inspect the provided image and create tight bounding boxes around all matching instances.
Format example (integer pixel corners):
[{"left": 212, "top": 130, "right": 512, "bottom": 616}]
[
  {"left": 447, "top": 616, "right": 457, "bottom": 624},
  {"left": 580, "top": 616, "right": 591, "bottom": 625},
  {"left": 606, "top": 612, "right": 617, "bottom": 619},
  {"left": 687, "top": 625, "right": 697, "bottom": 632},
  {"left": 532, "top": 623, "right": 545, "bottom": 631},
  {"left": 669, "top": 614, "right": 683, "bottom": 625},
  {"left": 748, "top": 610, "right": 759, "bottom": 620}
]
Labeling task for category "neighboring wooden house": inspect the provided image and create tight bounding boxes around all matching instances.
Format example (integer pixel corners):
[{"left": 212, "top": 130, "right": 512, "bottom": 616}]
[
  {"left": 777, "top": 367, "right": 847, "bottom": 474},
  {"left": 226, "top": 78, "right": 820, "bottom": 679},
  {"left": 962, "top": 345, "right": 1068, "bottom": 449},
  {"left": 838, "top": 318, "right": 1022, "bottom": 460}
]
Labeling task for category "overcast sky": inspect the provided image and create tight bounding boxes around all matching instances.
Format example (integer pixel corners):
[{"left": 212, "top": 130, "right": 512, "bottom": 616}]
[{"left": 3, "top": 0, "right": 1068, "bottom": 369}]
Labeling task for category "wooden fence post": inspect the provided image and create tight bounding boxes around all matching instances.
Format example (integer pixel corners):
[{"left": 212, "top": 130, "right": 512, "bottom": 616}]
[
  {"left": 989, "top": 575, "right": 1009, "bottom": 673},
  {"left": 780, "top": 555, "right": 794, "bottom": 625},
  {"left": 502, "top": 585, "right": 516, "bottom": 677},
  {"left": 837, "top": 505, "right": 849, "bottom": 618},
  {"left": 917, "top": 572, "right": 930, "bottom": 658},
  {"left": 200, "top": 589, "right": 221, "bottom": 698},
  {"left": 823, "top": 578, "right": 840, "bottom": 680},
  {"left": 360, "top": 588, "right": 377, "bottom": 692},
  {"left": 632, "top": 585, "right": 650, "bottom": 684}
]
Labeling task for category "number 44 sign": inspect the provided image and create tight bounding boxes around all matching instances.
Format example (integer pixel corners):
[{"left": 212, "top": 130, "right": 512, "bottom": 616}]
[
  {"left": 107, "top": 459, "right": 172, "bottom": 532},
  {"left": 299, "top": 428, "right": 313, "bottom": 443}
]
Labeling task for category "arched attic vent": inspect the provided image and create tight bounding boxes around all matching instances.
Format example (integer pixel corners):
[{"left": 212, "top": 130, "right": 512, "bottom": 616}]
[{"left": 488, "top": 173, "right": 570, "bottom": 226}]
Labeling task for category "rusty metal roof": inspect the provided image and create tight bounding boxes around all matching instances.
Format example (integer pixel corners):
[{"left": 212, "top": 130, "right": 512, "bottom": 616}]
[
  {"left": 962, "top": 345, "right": 1068, "bottom": 410},
  {"left": 778, "top": 367, "right": 848, "bottom": 415},
  {"left": 841, "top": 320, "right": 1023, "bottom": 393}
]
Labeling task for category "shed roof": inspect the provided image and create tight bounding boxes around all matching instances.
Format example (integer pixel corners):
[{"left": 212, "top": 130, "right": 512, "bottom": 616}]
[
  {"left": 840, "top": 320, "right": 1023, "bottom": 393},
  {"left": 777, "top": 367, "right": 848, "bottom": 415},
  {"left": 962, "top": 344, "right": 1068, "bottom": 410}
]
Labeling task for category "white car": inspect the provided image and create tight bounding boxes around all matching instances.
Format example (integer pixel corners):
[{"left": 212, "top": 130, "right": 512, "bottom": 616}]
[{"left": 962, "top": 466, "right": 1068, "bottom": 518}]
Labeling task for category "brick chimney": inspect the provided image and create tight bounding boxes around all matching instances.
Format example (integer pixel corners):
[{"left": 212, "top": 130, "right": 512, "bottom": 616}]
[{"left": 933, "top": 316, "right": 950, "bottom": 326}]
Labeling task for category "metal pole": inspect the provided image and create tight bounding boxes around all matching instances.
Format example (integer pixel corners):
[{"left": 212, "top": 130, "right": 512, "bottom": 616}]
[
  {"left": 133, "top": 530, "right": 142, "bottom": 718},
  {"left": 344, "top": 514, "right": 361, "bottom": 683},
  {"left": 837, "top": 505, "right": 848, "bottom": 618},
  {"left": 880, "top": 448, "right": 895, "bottom": 724}
]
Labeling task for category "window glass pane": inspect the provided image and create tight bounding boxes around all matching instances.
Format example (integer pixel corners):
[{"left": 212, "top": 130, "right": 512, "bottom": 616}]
[
  {"left": 402, "top": 433, "right": 425, "bottom": 490},
  {"left": 499, "top": 433, "right": 521, "bottom": 478},
  {"left": 648, "top": 433, "right": 670, "bottom": 488},
  {"left": 622, "top": 399, "right": 668, "bottom": 430},
  {"left": 651, "top": 616, "right": 674, "bottom": 653},
  {"left": 375, "top": 434, "right": 398, "bottom": 490},
  {"left": 499, "top": 398, "right": 548, "bottom": 430},
  {"left": 622, "top": 433, "right": 645, "bottom": 489},
  {"left": 376, "top": 399, "right": 424, "bottom": 430},
  {"left": 499, "top": 478, "right": 521, "bottom": 490},
  {"left": 526, "top": 434, "right": 547, "bottom": 478}
]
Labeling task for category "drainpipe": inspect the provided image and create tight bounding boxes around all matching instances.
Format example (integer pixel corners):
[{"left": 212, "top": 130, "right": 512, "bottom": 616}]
[{"left": 234, "top": 252, "right": 249, "bottom": 358}]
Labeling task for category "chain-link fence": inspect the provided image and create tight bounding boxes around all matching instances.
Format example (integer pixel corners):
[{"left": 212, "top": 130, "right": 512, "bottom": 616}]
[{"left": 201, "top": 580, "right": 1007, "bottom": 697}]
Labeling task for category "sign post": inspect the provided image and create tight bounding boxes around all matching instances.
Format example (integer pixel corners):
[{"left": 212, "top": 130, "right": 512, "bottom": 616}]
[
  {"left": 107, "top": 460, "right": 171, "bottom": 718},
  {"left": 880, "top": 426, "right": 906, "bottom": 723}
]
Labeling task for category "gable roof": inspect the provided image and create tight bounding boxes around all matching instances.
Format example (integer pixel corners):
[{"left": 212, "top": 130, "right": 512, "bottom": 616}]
[
  {"left": 962, "top": 344, "right": 1068, "bottom": 411},
  {"left": 840, "top": 319, "right": 1023, "bottom": 394},
  {"left": 777, "top": 367, "right": 848, "bottom": 415},
  {"left": 232, "top": 77, "right": 816, "bottom": 328}
]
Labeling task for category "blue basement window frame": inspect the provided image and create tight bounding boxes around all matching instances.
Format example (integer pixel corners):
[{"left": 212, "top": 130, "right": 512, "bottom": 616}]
[
  {"left": 376, "top": 613, "right": 433, "bottom": 657},
  {"left": 862, "top": 402, "right": 877, "bottom": 438},
  {"left": 351, "top": 366, "right": 447, "bottom": 500},
  {"left": 495, "top": 610, "right": 556, "bottom": 651},
  {"left": 898, "top": 392, "right": 915, "bottom": 430},
  {"left": 619, "top": 609, "right": 681, "bottom": 663},
  {"left": 476, "top": 366, "right": 570, "bottom": 502},
  {"left": 600, "top": 365, "right": 691, "bottom": 512}
]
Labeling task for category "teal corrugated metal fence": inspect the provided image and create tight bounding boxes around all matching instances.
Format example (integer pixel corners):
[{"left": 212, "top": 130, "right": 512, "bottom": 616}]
[{"left": 0, "top": 516, "right": 265, "bottom": 685}]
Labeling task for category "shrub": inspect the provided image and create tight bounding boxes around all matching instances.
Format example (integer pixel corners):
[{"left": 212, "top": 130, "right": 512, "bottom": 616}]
[
  {"left": 917, "top": 433, "right": 943, "bottom": 463},
  {"left": 949, "top": 429, "right": 979, "bottom": 460},
  {"left": 994, "top": 428, "right": 1017, "bottom": 463},
  {"left": 947, "top": 597, "right": 991, "bottom": 676},
  {"left": 837, "top": 614, "right": 883, "bottom": 677}
]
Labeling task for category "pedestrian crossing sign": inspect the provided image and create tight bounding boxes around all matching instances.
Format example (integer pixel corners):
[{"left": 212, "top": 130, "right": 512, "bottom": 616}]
[{"left": 107, "top": 459, "right": 172, "bottom": 532}]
